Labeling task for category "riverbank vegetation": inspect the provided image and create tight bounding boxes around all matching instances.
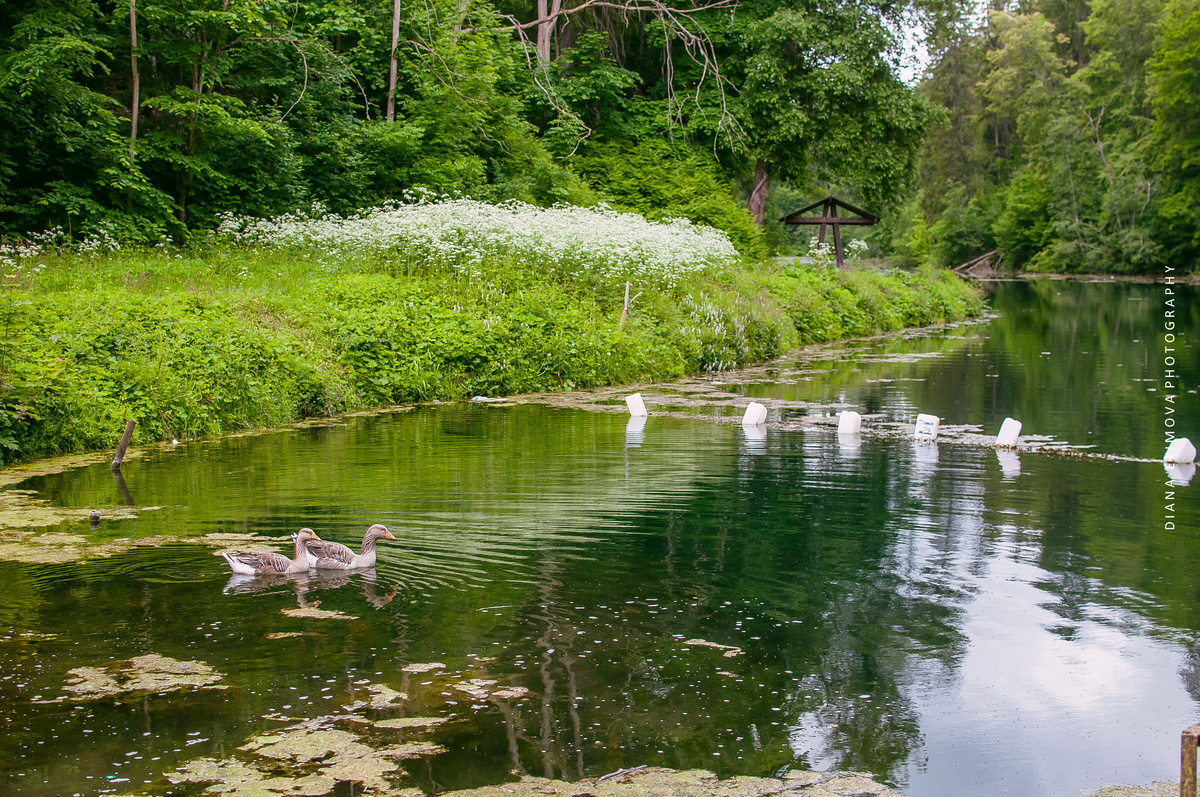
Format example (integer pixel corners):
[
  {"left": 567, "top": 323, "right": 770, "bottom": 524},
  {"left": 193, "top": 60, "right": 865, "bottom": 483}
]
[{"left": 0, "top": 200, "right": 983, "bottom": 465}]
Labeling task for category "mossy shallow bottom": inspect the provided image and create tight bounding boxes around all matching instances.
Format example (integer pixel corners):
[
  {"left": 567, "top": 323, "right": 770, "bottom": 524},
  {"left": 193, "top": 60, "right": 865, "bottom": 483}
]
[
  {"left": 1084, "top": 786, "right": 1178, "bottom": 797},
  {"left": 433, "top": 766, "right": 902, "bottom": 796}
]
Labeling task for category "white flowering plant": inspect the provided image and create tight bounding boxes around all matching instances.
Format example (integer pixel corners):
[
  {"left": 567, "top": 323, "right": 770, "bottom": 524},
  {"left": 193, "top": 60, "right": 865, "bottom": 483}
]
[
  {"left": 215, "top": 197, "right": 740, "bottom": 287},
  {"left": 805, "top": 236, "right": 869, "bottom": 268}
]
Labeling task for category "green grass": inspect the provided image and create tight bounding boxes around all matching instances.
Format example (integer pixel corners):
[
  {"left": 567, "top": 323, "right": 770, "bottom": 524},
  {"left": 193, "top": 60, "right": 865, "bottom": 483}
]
[{"left": 0, "top": 245, "right": 984, "bottom": 464}]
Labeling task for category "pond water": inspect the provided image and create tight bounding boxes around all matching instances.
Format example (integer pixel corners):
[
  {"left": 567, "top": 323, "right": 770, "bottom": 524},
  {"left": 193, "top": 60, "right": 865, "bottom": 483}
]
[{"left": 1, "top": 280, "right": 1197, "bottom": 796}]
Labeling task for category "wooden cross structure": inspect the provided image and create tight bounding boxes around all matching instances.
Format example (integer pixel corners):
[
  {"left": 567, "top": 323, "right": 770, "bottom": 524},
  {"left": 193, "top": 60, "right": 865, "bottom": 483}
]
[{"left": 780, "top": 195, "right": 880, "bottom": 268}]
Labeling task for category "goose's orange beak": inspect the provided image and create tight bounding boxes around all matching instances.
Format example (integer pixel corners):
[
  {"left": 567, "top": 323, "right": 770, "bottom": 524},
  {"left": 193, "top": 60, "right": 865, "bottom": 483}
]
[{"left": 383, "top": 529, "right": 396, "bottom": 540}]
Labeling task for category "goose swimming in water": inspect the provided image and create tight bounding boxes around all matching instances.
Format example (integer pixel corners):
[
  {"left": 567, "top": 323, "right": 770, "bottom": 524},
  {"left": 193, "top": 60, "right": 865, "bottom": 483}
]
[
  {"left": 302, "top": 523, "right": 395, "bottom": 570},
  {"left": 221, "top": 528, "right": 320, "bottom": 575}
]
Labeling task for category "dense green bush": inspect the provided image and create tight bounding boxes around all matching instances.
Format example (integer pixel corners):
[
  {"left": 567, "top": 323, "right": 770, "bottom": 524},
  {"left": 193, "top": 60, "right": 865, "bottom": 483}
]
[
  {"left": 764, "top": 263, "right": 985, "bottom": 343},
  {"left": 570, "top": 139, "right": 769, "bottom": 261}
]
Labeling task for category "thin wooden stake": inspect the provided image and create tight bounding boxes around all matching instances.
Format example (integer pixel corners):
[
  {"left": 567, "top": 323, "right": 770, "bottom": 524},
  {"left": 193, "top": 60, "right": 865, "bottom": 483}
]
[
  {"left": 1183, "top": 723, "right": 1200, "bottom": 797},
  {"left": 129, "top": 0, "right": 139, "bottom": 161},
  {"left": 112, "top": 419, "right": 136, "bottom": 471},
  {"left": 386, "top": 0, "right": 402, "bottom": 121},
  {"left": 618, "top": 281, "right": 641, "bottom": 331}
]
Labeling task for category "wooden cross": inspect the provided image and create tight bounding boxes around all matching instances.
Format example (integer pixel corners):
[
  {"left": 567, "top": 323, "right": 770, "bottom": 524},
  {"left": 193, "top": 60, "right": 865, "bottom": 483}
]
[{"left": 780, "top": 195, "right": 880, "bottom": 268}]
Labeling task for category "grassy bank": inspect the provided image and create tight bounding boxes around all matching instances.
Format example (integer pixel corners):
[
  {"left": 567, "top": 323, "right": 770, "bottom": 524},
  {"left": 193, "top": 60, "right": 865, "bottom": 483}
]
[{"left": 0, "top": 202, "right": 984, "bottom": 465}]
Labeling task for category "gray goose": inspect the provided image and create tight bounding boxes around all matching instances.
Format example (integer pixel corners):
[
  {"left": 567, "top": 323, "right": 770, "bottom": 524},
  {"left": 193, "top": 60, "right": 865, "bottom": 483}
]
[
  {"left": 302, "top": 523, "right": 395, "bottom": 570},
  {"left": 222, "top": 529, "right": 320, "bottom": 575}
]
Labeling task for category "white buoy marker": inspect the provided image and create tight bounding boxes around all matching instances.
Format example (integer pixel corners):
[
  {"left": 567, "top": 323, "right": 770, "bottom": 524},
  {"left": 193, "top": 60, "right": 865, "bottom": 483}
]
[
  {"left": 914, "top": 413, "right": 940, "bottom": 440},
  {"left": 742, "top": 401, "right": 768, "bottom": 426},
  {"left": 996, "top": 417, "right": 1022, "bottom": 447},
  {"left": 1165, "top": 438, "right": 1196, "bottom": 464},
  {"left": 837, "top": 411, "right": 862, "bottom": 435},
  {"left": 625, "top": 393, "right": 648, "bottom": 417}
]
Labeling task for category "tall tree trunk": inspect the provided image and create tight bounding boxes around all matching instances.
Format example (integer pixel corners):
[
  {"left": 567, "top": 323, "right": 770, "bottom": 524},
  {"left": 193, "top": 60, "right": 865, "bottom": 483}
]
[
  {"left": 129, "top": 0, "right": 139, "bottom": 161},
  {"left": 536, "top": 0, "right": 561, "bottom": 66},
  {"left": 451, "top": 0, "right": 469, "bottom": 41},
  {"left": 1083, "top": 105, "right": 1122, "bottom": 231},
  {"left": 748, "top": 159, "right": 770, "bottom": 227},
  {"left": 386, "top": 0, "right": 401, "bottom": 121}
]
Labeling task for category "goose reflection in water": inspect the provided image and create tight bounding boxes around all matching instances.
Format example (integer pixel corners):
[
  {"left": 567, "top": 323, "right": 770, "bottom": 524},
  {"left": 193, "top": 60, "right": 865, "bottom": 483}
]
[{"left": 223, "top": 567, "right": 397, "bottom": 609}]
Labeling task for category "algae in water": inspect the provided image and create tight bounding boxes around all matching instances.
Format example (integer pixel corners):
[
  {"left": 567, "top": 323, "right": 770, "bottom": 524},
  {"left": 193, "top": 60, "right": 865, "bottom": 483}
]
[
  {"left": 281, "top": 606, "right": 359, "bottom": 620},
  {"left": 683, "top": 639, "right": 744, "bottom": 658},
  {"left": 373, "top": 716, "right": 446, "bottom": 729},
  {"left": 160, "top": 714, "right": 446, "bottom": 796},
  {"left": 42, "top": 653, "right": 225, "bottom": 701},
  {"left": 401, "top": 661, "right": 446, "bottom": 673}
]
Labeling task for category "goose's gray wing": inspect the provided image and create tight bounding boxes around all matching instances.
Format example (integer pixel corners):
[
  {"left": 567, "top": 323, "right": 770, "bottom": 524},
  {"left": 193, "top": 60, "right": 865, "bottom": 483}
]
[
  {"left": 313, "top": 555, "right": 356, "bottom": 571},
  {"left": 226, "top": 550, "right": 292, "bottom": 574},
  {"left": 305, "top": 539, "right": 354, "bottom": 566}
]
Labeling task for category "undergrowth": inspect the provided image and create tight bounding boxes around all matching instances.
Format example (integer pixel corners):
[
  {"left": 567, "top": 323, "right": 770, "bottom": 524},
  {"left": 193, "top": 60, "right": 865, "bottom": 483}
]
[{"left": 0, "top": 242, "right": 984, "bottom": 464}]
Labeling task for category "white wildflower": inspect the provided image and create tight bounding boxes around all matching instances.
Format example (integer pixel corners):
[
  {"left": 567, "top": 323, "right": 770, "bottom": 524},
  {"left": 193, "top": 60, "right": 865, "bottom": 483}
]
[{"left": 217, "top": 199, "right": 738, "bottom": 286}]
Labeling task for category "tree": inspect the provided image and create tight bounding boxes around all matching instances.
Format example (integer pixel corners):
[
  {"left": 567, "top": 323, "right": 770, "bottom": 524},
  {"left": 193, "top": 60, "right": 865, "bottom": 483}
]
[
  {"left": 1149, "top": 0, "right": 1200, "bottom": 253},
  {"left": 727, "top": 1, "right": 931, "bottom": 226}
]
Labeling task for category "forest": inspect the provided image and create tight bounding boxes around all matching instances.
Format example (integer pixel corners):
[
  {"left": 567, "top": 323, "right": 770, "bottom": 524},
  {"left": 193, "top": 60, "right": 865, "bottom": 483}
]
[{"left": 0, "top": 0, "right": 1197, "bottom": 273}]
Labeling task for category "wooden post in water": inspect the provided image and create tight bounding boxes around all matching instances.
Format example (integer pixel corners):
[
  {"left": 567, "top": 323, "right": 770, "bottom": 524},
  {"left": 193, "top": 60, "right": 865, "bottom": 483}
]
[
  {"left": 1182, "top": 723, "right": 1200, "bottom": 797},
  {"left": 111, "top": 419, "right": 136, "bottom": 471}
]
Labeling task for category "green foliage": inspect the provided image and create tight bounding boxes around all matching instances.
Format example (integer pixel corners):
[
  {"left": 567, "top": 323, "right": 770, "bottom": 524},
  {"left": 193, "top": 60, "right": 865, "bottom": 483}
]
[
  {"left": 0, "top": 0, "right": 940, "bottom": 246},
  {"left": 0, "top": 287, "right": 50, "bottom": 463},
  {"left": 570, "top": 138, "right": 766, "bottom": 260},
  {"left": 912, "top": 0, "right": 1196, "bottom": 274},
  {"left": 928, "top": 184, "right": 996, "bottom": 267},
  {"left": 1150, "top": 0, "right": 1200, "bottom": 252},
  {"left": 0, "top": 242, "right": 983, "bottom": 463},
  {"left": 765, "top": 263, "right": 983, "bottom": 344},
  {"left": 729, "top": 2, "right": 932, "bottom": 206}
]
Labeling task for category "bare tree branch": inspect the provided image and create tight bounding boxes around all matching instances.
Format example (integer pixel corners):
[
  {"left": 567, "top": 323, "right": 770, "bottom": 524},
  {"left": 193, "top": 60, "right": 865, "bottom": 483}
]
[
  {"left": 248, "top": 36, "right": 373, "bottom": 120},
  {"left": 492, "top": 0, "right": 744, "bottom": 156}
]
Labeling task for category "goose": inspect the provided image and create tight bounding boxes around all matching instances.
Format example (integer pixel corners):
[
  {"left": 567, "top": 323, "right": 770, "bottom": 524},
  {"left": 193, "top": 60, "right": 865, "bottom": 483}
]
[
  {"left": 222, "top": 529, "right": 320, "bottom": 575},
  {"left": 302, "top": 523, "right": 395, "bottom": 570}
]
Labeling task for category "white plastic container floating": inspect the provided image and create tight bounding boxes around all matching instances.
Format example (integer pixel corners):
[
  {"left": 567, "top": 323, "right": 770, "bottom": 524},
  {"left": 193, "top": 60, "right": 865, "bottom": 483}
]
[
  {"left": 913, "top": 413, "right": 940, "bottom": 440},
  {"left": 996, "top": 417, "right": 1022, "bottom": 447},
  {"left": 625, "top": 393, "right": 648, "bottom": 417},
  {"left": 837, "top": 410, "right": 862, "bottom": 435},
  {"left": 1165, "top": 437, "right": 1196, "bottom": 464},
  {"left": 742, "top": 401, "right": 768, "bottom": 426}
]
